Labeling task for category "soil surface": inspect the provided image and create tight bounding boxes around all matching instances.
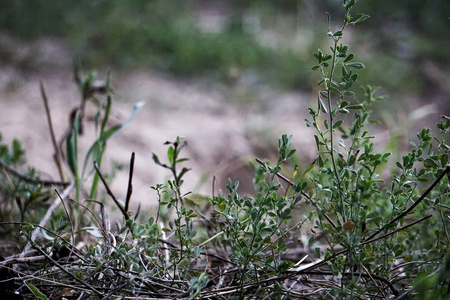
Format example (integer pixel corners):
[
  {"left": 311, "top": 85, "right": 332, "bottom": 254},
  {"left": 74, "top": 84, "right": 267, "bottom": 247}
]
[{"left": 0, "top": 60, "right": 317, "bottom": 217}]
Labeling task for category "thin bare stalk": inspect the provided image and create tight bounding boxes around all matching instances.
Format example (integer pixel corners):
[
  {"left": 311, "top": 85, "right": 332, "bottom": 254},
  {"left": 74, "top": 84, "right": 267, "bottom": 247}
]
[{"left": 40, "top": 81, "right": 66, "bottom": 181}]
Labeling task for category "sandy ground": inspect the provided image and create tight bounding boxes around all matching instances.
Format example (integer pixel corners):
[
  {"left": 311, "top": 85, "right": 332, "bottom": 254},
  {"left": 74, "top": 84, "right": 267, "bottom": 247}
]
[{"left": 0, "top": 62, "right": 317, "bottom": 217}]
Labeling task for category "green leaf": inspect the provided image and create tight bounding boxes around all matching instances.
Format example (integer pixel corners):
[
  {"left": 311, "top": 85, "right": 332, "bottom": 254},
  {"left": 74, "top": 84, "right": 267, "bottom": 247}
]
[
  {"left": 423, "top": 158, "right": 439, "bottom": 169},
  {"left": 152, "top": 153, "right": 161, "bottom": 165},
  {"left": 351, "top": 13, "right": 370, "bottom": 24},
  {"left": 344, "top": 0, "right": 356, "bottom": 9},
  {"left": 348, "top": 154, "right": 356, "bottom": 166},
  {"left": 314, "top": 135, "right": 320, "bottom": 151},
  {"left": 314, "top": 247, "right": 321, "bottom": 258},
  {"left": 167, "top": 146, "right": 175, "bottom": 165},
  {"left": 317, "top": 155, "right": 324, "bottom": 168},
  {"left": 99, "top": 124, "right": 122, "bottom": 142},
  {"left": 100, "top": 96, "right": 112, "bottom": 134},
  {"left": 176, "top": 158, "right": 189, "bottom": 163},
  {"left": 178, "top": 258, "right": 189, "bottom": 267},
  {"left": 340, "top": 101, "right": 350, "bottom": 108},
  {"left": 342, "top": 90, "right": 355, "bottom": 96},
  {"left": 434, "top": 230, "right": 440, "bottom": 239},
  {"left": 318, "top": 95, "right": 328, "bottom": 113},
  {"left": 344, "top": 53, "right": 354, "bottom": 63},
  {"left": 56, "top": 221, "right": 69, "bottom": 232},
  {"left": 178, "top": 167, "right": 191, "bottom": 181},
  {"left": 302, "top": 161, "right": 316, "bottom": 177},
  {"left": 346, "top": 62, "right": 365, "bottom": 69},
  {"left": 347, "top": 104, "right": 365, "bottom": 110},
  {"left": 331, "top": 79, "right": 340, "bottom": 87},
  {"left": 82, "top": 101, "right": 144, "bottom": 176},
  {"left": 329, "top": 87, "right": 341, "bottom": 94},
  {"left": 28, "top": 284, "right": 48, "bottom": 300}
]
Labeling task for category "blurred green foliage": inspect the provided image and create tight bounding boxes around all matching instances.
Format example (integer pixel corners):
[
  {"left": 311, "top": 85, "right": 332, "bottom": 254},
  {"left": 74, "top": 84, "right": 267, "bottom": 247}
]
[
  {"left": 0, "top": 0, "right": 449, "bottom": 93},
  {"left": 0, "top": 0, "right": 309, "bottom": 89}
]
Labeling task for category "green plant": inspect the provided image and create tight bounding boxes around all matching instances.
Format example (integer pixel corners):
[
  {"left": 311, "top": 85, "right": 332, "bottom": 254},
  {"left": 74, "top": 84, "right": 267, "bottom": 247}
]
[
  {"left": 0, "top": 63, "right": 142, "bottom": 239},
  {"left": 0, "top": 0, "right": 449, "bottom": 299},
  {"left": 297, "top": 0, "right": 449, "bottom": 297},
  {"left": 152, "top": 137, "right": 201, "bottom": 278},
  {"left": 64, "top": 64, "right": 143, "bottom": 228},
  {"left": 210, "top": 134, "right": 299, "bottom": 297},
  {"left": 0, "top": 136, "right": 55, "bottom": 231}
]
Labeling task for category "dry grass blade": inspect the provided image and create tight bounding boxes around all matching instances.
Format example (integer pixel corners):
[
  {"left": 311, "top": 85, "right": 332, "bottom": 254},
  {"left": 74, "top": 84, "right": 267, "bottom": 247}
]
[
  {"left": 124, "top": 152, "right": 135, "bottom": 213},
  {"left": 40, "top": 81, "right": 66, "bottom": 181},
  {"left": 27, "top": 238, "right": 103, "bottom": 296},
  {"left": 94, "top": 160, "right": 130, "bottom": 222},
  {"left": 0, "top": 158, "right": 70, "bottom": 186},
  {"left": 21, "top": 182, "right": 75, "bottom": 256}
]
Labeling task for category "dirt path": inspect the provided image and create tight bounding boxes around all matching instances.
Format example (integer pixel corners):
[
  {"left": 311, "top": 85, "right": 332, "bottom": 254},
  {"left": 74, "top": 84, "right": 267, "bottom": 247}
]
[{"left": 0, "top": 64, "right": 316, "bottom": 216}]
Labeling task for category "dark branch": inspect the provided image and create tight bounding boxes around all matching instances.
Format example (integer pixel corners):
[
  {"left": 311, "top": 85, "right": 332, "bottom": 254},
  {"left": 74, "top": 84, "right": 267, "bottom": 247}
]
[{"left": 0, "top": 158, "right": 71, "bottom": 186}]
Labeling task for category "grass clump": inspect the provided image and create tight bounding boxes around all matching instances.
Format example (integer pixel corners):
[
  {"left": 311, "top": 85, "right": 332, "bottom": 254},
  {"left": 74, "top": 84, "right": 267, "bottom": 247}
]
[{"left": 0, "top": 1, "right": 449, "bottom": 299}]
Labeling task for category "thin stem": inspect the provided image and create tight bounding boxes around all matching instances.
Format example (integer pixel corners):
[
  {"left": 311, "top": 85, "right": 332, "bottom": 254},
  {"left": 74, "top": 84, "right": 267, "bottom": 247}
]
[
  {"left": 124, "top": 152, "right": 135, "bottom": 212},
  {"left": 40, "top": 81, "right": 66, "bottom": 181},
  {"left": 27, "top": 238, "right": 103, "bottom": 296},
  {"left": 0, "top": 158, "right": 70, "bottom": 186},
  {"left": 364, "top": 165, "right": 450, "bottom": 242},
  {"left": 326, "top": 37, "right": 347, "bottom": 222},
  {"left": 94, "top": 161, "right": 130, "bottom": 222}
]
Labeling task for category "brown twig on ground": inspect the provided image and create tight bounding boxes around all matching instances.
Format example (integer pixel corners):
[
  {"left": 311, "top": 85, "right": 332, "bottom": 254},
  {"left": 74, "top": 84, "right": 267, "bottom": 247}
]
[
  {"left": 83, "top": 199, "right": 114, "bottom": 250},
  {"left": 65, "top": 196, "right": 112, "bottom": 244},
  {"left": 27, "top": 238, "right": 103, "bottom": 296},
  {"left": 55, "top": 189, "right": 75, "bottom": 252},
  {"left": 1, "top": 221, "right": 85, "bottom": 262},
  {"left": 0, "top": 255, "right": 46, "bottom": 266},
  {"left": 93, "top": 161, "right": 130, "bottom": 222},
  {"left": 26, "top": 182, "right": 75, "bottom": 253}
]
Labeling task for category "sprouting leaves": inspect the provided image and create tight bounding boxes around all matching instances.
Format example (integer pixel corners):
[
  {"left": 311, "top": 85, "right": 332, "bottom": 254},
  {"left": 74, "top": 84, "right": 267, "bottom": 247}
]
[
  {"left": 350, "top": 13, "right": 370, "bottom": 25},
  {"left": 82, "top": 98, "right": 144, "bottom": 177},
  {"left": 312, "top": 48, "right": 333, "bottom": 70}
]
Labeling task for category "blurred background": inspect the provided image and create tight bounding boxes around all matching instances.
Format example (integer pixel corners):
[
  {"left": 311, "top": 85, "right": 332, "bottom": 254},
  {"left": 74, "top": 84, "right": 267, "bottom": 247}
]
[
  {"left": 1, "top": 1, "right": 448, "bottom": 93},
  {"left": 0, "top": 0, "right": 449, "bottom": 205}
]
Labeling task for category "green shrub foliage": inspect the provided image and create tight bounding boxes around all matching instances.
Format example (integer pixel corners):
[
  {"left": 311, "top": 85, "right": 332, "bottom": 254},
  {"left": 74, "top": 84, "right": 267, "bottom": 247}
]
[{"left": 0, "top": 0, "right": 449, "bottom": 299}]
